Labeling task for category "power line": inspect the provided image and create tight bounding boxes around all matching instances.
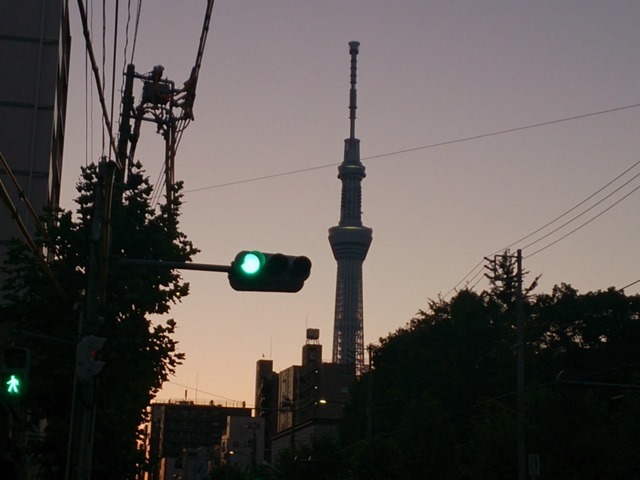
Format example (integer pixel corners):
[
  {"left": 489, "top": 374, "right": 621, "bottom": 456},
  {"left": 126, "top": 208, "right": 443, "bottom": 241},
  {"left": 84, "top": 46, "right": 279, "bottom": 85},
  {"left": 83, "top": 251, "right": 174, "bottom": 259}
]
[
  {"left": 504, "top": 158, "right": 640, "bottom": 251},
  {"left": 527, "top": 181, "right": 640, "bottom": 258},
  {"left": 130, "top": 0, "right": 142, "bottom": 63},
  {"left": 620, "top": 278, "right": 640, "bottom": 291},
  {"left": 165, "top": 380, "right": 245, "bottom": 405},
  {"left": 123, "top": 0, "right": 132, "bottom": 67},
  {"left": 109, "top": 0, "right": 119, "bottom": 134},
  {"left": 445, "top": 176, "right": 640, "bottom": 298},
  {"left": 185, "top": 162, "right": 338, "bottom": 193},
  {"left": 443, "top": 258, "right": 484, "bottom": 298},
  {"left": 443, "top": 159, "right": 640, "bottom": 298},
  {"left": 76, "top": 0, "right": 120, "bottom": 167},
  {"left": 521, "top": 169, "right": 640, "bottom": 252},
  {"left": 184, "top": 101, "right": 640, "bottom": 297},
  {"left": 102, "top": 0, "right": 107, "bottom": 157},
  {"left": 184, "top": 102, "right": 640, "bottom": 194}
]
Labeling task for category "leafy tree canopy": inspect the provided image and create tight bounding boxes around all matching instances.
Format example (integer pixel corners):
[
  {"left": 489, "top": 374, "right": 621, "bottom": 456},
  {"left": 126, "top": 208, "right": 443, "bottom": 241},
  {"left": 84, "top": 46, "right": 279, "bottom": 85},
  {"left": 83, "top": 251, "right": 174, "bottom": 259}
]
[
  {"left": 334, "top": 255, "right": 640, "bottom": 479},
  {"left": 1, "top": 162, "right": 198, "bottom": 479}
]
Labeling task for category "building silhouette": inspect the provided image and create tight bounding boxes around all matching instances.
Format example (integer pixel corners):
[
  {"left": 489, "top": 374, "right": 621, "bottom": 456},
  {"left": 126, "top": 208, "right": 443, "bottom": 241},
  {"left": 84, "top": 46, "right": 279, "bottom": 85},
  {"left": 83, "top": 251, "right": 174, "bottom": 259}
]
[
  {"left": 0, "top": 0, "right": 70, "bottom": 270},
  {"left": 264, "top": 329, "right": 354, "bottom": 459},
  {"left": 0, "top": 3, "right": 70, "bottom": 474},
  {"left": 147, "top": 400, "right": 251, "bottom": 480},
  {"left": 251, "top": 41, "right": 368, "bottom": 462},
  {"left": 220, "top": 417, "right": 265, "bottom": 473},
  {"left": 254, "top": 358, "right": 279, "bottom": 462},
  {"left": 328, "top": 41, "right": 372, "bottom": 373}
]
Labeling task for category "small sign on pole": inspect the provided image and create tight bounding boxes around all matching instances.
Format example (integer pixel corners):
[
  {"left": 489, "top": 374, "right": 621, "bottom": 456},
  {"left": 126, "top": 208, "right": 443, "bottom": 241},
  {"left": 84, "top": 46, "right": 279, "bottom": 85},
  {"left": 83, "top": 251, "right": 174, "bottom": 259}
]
[{"left": 528, "top": 454, "right": 540, "bottom": 479}]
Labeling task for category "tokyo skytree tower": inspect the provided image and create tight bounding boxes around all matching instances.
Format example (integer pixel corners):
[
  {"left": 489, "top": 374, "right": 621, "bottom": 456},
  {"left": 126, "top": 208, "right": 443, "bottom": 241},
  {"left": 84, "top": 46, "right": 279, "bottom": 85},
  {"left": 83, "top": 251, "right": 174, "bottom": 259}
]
[{"left": 329, "top": 41, "right": 372, "bottom": 373}]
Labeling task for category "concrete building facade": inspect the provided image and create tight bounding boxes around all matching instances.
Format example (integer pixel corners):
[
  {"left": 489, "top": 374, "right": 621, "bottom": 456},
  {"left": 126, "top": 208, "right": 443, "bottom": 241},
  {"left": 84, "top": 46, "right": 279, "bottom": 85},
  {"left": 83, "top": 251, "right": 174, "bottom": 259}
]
[
  {"left": 0, "top": 0, "right": 70, "bottom": 268},
  {"left": 0, "top": 3, "right": 70, "bottom": 473},
  {"left": 147, "top": 401, "right": 251, "bottom": 480},
  {"left": 220, "top": 416, "right": 265, "bottom": 473},
  {"left": 264, "top": 330, "right": 355, "bottom": 459}
]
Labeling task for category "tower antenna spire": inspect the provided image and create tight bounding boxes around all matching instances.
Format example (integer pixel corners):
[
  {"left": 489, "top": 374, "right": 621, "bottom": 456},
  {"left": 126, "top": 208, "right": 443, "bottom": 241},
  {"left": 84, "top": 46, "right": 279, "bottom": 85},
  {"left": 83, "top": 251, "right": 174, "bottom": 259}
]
[
  {"left": 329, "top": 42, "right": 372, "bottom": 375},
  {"left": 348, "top": 41, "right": 359, "bottom": 140}
]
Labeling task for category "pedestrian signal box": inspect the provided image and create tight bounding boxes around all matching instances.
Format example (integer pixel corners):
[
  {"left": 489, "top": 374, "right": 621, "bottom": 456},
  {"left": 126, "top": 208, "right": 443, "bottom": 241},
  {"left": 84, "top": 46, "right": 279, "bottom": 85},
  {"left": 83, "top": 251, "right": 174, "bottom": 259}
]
[{"left": 1, "top": 347, "right": 30, "bottom": 398}]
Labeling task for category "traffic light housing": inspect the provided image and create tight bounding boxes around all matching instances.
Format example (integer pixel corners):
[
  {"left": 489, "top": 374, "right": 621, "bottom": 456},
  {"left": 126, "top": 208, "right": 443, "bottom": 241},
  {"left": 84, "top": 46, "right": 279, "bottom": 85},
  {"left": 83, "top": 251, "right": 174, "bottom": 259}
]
[
  {"left": 76, "top": 335, "right": 107, "bottom": 382},
  {"left": 1, "top": 347, "right": 30, "bottom": 398},
  {"left": 228, "top": 251, "right": 312, "bottom": 293}
]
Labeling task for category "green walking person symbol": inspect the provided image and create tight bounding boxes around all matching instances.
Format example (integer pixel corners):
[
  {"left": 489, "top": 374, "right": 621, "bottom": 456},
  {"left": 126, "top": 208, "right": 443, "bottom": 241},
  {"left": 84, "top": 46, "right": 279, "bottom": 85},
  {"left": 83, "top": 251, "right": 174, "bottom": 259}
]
[{"left": 6, "top": 375, "right": 20, "bottom": 394}]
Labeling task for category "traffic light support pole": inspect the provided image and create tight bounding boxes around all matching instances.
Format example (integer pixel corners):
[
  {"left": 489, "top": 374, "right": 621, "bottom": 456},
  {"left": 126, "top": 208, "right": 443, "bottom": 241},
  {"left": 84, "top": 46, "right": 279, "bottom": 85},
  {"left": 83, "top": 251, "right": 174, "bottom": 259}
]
[{"left": 65, "top": 250, "right": 307, "bottom": 478}]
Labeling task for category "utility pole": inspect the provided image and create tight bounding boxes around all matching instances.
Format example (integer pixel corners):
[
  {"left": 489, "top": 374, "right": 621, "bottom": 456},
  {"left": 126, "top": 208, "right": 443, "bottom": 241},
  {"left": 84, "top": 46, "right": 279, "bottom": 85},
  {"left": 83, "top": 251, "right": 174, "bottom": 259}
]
[
  {"left": 366, "top": 344, "right": 373, "bottom": 439},
  {"left": 485, "top": 250, "right": 526, "bottom": 480},
  {"left": 65, "top": 160, "right": 115, "bottom": 480},
  {"left": 516, "top": 249, "right": 525, "bottom": 480},
  {"left": 116, "top": 64, "right": 136, "bottom": 184}
]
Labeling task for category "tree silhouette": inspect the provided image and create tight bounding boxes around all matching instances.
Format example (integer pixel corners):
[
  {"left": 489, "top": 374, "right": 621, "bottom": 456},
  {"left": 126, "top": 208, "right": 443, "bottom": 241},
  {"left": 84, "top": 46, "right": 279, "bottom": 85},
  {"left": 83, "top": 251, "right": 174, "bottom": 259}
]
[
  {"left": 1, "top": 162, "right": 198, "bottom": 479},
  {"left": 336, "top": 259, "right": 640, "bottom": 479}
]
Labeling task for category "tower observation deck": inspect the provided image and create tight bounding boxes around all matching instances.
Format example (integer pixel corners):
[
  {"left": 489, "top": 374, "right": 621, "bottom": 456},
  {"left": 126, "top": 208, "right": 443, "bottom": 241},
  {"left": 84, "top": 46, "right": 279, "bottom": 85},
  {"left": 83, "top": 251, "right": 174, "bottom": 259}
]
[{"left": 329, "top": 41, "right": 372, "bottom": 373}]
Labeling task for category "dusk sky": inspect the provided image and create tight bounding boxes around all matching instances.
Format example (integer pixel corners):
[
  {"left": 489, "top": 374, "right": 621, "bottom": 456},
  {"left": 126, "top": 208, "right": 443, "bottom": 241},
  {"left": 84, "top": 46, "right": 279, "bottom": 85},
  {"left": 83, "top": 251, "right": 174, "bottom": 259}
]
[{"left": 62, "top": 1, "right": 640, "bottom": 406}]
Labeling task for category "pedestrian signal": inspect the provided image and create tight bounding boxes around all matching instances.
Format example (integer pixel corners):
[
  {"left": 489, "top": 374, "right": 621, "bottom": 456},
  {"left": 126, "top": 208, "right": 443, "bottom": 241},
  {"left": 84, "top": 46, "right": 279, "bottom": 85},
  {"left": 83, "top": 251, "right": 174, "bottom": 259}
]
[
  {"left": 1, "top": 347, "right": 30, "bottom": 398},
  {"left": 76, "top": 336, "right": 107, "bottom": 382}
]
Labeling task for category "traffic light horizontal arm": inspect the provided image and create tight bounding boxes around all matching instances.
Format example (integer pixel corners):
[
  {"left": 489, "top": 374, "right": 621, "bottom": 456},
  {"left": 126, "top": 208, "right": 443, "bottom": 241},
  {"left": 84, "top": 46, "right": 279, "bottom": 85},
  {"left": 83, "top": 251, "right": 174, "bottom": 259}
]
[
  {"left": 118, "top": 250, "right": 312, "bottom": 293},
  {"left": 557, "top": 379, "right": 640, "bottom": 390},
  {"left": 116, "top": 258, "right": 231, "bottom": 273}
]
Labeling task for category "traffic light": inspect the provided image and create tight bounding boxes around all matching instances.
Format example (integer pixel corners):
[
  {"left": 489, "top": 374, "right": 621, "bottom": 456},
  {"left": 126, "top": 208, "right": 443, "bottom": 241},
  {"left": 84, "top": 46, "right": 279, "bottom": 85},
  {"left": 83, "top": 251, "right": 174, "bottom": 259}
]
[
  {"left": 75, "top": 335, "right": 107, "bottom": 382},
  {"left": 228, "top": 251, "right": 312, "bottom": 292},
  {"left": 1, "top": 347, "right": 30, "bottom": 398}
]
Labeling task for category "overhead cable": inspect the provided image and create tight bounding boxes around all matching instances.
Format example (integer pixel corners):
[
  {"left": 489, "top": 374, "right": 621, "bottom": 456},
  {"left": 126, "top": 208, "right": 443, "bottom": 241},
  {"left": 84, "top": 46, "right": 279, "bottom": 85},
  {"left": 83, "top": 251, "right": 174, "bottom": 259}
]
[
  {"left": 76, "top": 0, "right": 121, "bottom": 168},
  {"left": 505, "top": 158, "right": 640, "bottom": 251},
  {"left": 445, "top": 164, "right": 640, "bottom": 298},
  {"left": 109, "top": 0, "right": 119, "bottom": 133},
  {"left": 526, "top": 181, "right": 640, "bottom": 258},
  {"left": 0, "top": 154, "right": 67, "bottom": 299},
  {"left": 130, "top": 0, "right": 142, "bottom": 63},
  {"left": 184, "top": 102, "right": 640, "bottom": 193},
  {"left": 166, "top": 380, "right": 244, "bottom": 405}
]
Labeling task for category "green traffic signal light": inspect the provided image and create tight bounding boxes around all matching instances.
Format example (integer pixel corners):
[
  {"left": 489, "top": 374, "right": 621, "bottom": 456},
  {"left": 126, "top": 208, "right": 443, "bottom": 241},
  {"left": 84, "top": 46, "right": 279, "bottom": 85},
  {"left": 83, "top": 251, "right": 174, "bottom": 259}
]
[
  {"left": 238, "top": 251, "right": 265, "bottom": 275},
  {"left": 229, "top": 251, "right": 312, "bottom": 292}
]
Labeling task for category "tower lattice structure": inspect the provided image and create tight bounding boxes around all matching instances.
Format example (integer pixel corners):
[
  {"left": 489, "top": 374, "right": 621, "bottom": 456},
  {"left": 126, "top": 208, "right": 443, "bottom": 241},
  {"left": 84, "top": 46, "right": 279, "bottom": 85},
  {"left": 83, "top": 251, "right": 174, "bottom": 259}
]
[{"left": 328, "top": 41, "right": 372, "bottom": 373}]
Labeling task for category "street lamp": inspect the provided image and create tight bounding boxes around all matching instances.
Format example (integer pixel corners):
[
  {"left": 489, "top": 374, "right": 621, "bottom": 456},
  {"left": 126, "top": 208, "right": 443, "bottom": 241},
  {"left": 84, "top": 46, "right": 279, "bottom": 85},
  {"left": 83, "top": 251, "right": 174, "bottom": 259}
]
[
  {"left": 228, "top": 450, "right": 251, "bottom": 472},
  {"left": 229, "top": 450, "right": 249, "bottom": 457},
  {"left": 317, "top": 399, "right": 347, "bottom": 407},
  {"left": 316, "top": 399, "right": 348, "bottom": 425}
]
